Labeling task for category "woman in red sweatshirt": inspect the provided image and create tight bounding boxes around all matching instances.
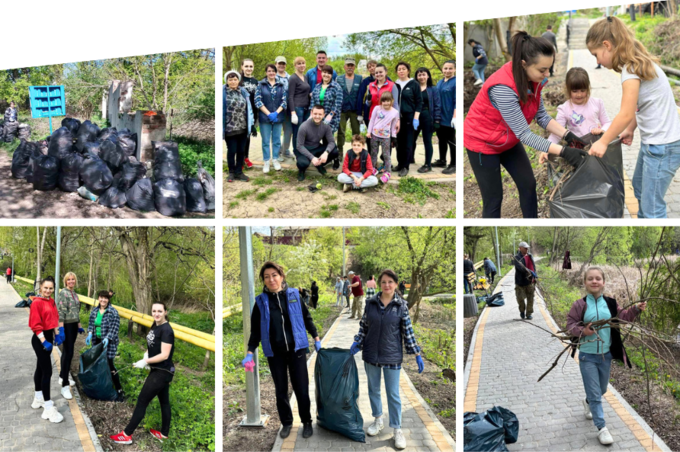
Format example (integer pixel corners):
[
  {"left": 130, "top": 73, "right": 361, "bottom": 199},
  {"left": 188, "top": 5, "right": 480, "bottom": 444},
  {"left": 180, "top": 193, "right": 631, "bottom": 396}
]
[{"left": 28, "top": 276, "right": 65, "bottom": 423}]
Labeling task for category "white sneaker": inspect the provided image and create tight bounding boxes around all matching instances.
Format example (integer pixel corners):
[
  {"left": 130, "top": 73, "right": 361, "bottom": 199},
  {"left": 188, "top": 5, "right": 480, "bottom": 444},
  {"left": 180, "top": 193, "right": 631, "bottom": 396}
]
[
  {"left": 263, "top": 161, "right": 270, "bottom": 174},
  {"left": 277, "top": 154, "right": 286, "bottom": 162},
  {"left": 474, "top": 79, "right": 483, "bottom": 86},
  {"left": 41, "top": 406, "right": 64, "bottom": 423},
  {"left": 598, "top": 427, "right": 614, "bottom": 445},
  {"left": 59, "top": 377, "right": 76, "bottom": 386},
  {"left": 583, "top": 398, "right": 593, "bottom": 420},
  {"left": 367, "top": 416, "right": 384, "bottom": 436},
  {"left": 31, "top": 397, "right": 45, "bottom": 409},
  {"left": 273, "top": 160, "right": 282, "bottom": 171},
  {"left": 61, "top": 386, "right": 73, "bottom": 400},
  {"left": 394, "top": 428, "right": 406, "bottom": 450}
]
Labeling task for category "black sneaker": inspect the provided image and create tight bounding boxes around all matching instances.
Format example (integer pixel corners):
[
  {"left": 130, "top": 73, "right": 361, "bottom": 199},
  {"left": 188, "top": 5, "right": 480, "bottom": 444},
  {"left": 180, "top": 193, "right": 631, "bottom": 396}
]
[
  {"left": 432, "top": 159, "right": 447, "bottom": 168},
  {"left": 442, "top": 165, "right": 456, "bottom": 175},
  {"left": 235, "top": 173, "right": 250, "bottom": 182},
  {"left": 393, "top": 165, "right": 402, "bottom": 172},
  {"left": 332, "top": 158, "right": 340, "bottom": 170},
  {"left": 398, "top": 168, "right": 409, "bottom": 177},
  {"left": 417, "top": 165, "right": 432, "bottom": 173},
  {"left": 297, "top": 171, "right": 306, "bottom": 182},
  {"left": 227, "top": 172, "right": 235, "bottom": 182},
  {"left": 114, "top": 391, "right": 126, "bottom": 403},
  {"left": 280, "top": 425, "right": 292, "bottom": 439},
  {"left": 317, "top": 166, "right": 327, "bottom": 175},
  {"left": 302, "top": 422, "right": 313, "bottom": 438},
  {"left": 520, "top": 311, "right": 525, "bottom": 319}
]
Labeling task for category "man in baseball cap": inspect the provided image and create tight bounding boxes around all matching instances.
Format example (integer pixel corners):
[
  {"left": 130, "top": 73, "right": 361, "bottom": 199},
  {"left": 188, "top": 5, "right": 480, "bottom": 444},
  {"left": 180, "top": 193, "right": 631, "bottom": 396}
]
[
  {"left": 514, "top": 241, "right": 537, "bottom": 320},
  {"left": 348, "top": 271, "right": 364, "bottom": 320}
]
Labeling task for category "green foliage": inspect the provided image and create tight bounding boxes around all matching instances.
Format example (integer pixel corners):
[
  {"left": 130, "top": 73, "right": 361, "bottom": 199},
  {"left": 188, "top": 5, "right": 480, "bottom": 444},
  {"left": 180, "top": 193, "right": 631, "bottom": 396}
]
[
  {"left": 396, "top": 177, "right": 440, "bottom": 205},
  {"left": 345, "top": 202, "right": 361, "bottom": 214},
  {"left": 224, "top": 38, "right": 329, "bottom": 77},
  {"left": 255, "top": 187, "right": 279, "bottom": 201},
  {"left": 413, "top": 303, "right": 455, "bottom": 370},
  {"left": 175, "top": 135, "right": 215, "bottom": 177}
]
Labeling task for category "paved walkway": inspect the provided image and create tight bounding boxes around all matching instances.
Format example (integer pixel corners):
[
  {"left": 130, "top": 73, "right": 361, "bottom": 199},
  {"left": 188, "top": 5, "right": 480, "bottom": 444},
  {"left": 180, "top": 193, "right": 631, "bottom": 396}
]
[
  {"left": 464, "top": 270, "right": 669, "bottom": 451},
  {"left": 272, "top": 307, "right": 454, "bottom": 452},
  {"left": 0, "top": 278, "right": 88, "bottom": 451}
]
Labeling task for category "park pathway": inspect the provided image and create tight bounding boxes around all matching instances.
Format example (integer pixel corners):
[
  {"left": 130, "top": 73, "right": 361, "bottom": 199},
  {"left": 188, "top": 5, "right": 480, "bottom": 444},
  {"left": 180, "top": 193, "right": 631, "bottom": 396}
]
[
  {"left": 0, "top": 278, "right": 95, "bottom": 451},
  {"left": 464, "top": 269, "right": 669, "bottom": 451},
  {"left": 272, "top": 306, "right": 455, "bottom": 452},
  {"left": 568, "top": 17, "right": 680, "bottom": 217}
]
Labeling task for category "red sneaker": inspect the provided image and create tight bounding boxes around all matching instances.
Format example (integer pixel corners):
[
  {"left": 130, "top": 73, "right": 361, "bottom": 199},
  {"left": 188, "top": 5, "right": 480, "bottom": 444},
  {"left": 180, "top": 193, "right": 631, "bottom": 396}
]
[
  {"left": 244, "top": 158, "right": 253, "bottom": 168},
  {"left": 150, "top": 429, "right": 168, "bottom": 442},
  {"left": 110, "top": 431, "right": 132, "bottom": 444}
]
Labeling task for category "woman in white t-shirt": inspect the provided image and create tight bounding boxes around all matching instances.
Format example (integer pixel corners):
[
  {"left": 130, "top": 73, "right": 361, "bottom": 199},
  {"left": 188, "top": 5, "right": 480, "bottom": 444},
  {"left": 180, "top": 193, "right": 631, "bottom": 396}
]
[{"left": 586, "top": 16, "right": 680, "bottom": 218}]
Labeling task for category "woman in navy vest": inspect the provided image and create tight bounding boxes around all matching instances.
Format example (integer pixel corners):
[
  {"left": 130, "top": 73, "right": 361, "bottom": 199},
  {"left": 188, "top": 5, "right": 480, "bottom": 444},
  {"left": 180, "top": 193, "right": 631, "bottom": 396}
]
[
  {"left": 349, "top": 269, "right": 424, "bottom": 450},
  {"left": 243, "top": 261, "right": 321, "bottom": 440}
]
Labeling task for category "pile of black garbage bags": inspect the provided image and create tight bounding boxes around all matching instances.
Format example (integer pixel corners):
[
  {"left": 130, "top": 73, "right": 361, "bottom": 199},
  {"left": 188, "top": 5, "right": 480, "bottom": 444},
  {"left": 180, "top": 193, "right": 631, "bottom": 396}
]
[
  {"left": 0, "top": 120, "right": 31, "bottom": 142},
  {"left": 9, "top": 117, "right": 215, "bottom": 216}
]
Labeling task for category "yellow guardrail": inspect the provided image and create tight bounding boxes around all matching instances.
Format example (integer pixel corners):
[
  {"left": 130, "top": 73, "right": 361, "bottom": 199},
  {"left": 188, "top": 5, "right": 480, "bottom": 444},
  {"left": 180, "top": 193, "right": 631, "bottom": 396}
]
[
  {"left": 15, "top": 275, "right": 215, "bottom": 352},
  {"left": 223, "top": 304, "right": 243, "bottom": 319},
  {"left": 474, "top": 260, "right": 484, "bottom": 270}
]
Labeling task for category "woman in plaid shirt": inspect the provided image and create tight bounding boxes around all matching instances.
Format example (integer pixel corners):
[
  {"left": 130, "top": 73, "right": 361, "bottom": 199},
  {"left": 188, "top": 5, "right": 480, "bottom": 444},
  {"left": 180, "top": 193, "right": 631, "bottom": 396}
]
[
  {"left": 349, "top": 269, "right": 424, "bottom": 450},
  {"left": 365, "top": 275, "right": 377, "bottom": 298},
  {"left": 86, "top": 290, "right": 124, "bottom": 401}
]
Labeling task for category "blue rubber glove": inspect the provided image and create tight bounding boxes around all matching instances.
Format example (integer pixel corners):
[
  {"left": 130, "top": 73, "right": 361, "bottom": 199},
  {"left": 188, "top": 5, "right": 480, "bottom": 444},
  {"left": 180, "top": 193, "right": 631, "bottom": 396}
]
[
  {"left": 267, "top": 112, "right": 278, "bottom": 122},
  {"left": 413, "top": 118, "right": 420, "bottom": 130},
  {"left": 349, "top": 342, "right": 361, "bottom": 355},
  {"left": 85, "top": 332, "right": 92, "bottom": 346},
  {"left": 102, "top": 337, "right": 109, "bottom": 348},
  {"left": 416, "top": 355, "right": 424, "bottom": 373},
  {"left": 55, "top": 327, "right": 65, "bottom": 346},
  {"left": 78, "top": 327, "right": 85, "bottom": 334},
  {"left": 242, "top": 354, "right": 254, "bottom": 368},
  {"left": 530, "top": 270, "right": 538, "bottom": 280},
  {"left": 315, "top": 341, "right": 321, "bottom": 352},
  {"left": 42, "top": 341, "right": 53, "bottom": 352}
]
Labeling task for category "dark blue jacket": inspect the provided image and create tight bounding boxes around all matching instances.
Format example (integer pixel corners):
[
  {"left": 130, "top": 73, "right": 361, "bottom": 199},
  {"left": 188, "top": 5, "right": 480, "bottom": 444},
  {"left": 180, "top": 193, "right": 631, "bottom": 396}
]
[
  {"left": 425, "top": 86, "right": 442, "bottom": 124},
  {"left": 361, "top": 294, "right": 407, "bottom": 366},
  {"left": 437, "top": 77, "right": 455, "bottom": 126},
  {"left": 472, "top": 44, "right": 489, "bottom": 65},
  {"left": 514, "top": 252, "right": 536, "bottom": 287},
  {"left": 255, "top": 287, "right": 309, "bottom": 357},
  {"left": 255, "top": 78, "right": 287, "bottom": 125},
  {"left": 337, "top": 74, "right": 363, "bottom": 113},
  {"left": 483, "top": 259, "right": 497, "bottom": 274}
]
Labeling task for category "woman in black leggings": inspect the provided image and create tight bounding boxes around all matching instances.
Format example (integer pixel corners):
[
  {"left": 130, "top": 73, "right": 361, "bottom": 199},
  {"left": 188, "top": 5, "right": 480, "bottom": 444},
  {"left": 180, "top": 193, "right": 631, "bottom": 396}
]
[
  {"left": 110, "top": 302, "right": 176, "bottom": 444},
  {"left": 57, "top": 272, "right": 84, "bottom": 399},
  {"left": 29, "top": 276, "right": 65, "bottom": 423}
]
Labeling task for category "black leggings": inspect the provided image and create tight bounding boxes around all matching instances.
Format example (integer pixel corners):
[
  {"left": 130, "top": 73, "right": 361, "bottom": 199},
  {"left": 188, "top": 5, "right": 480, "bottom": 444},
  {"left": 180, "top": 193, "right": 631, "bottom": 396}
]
[
  {"left": 60, "top": 323, "right": 79, "bottom": 387},
  {"left": 396, "top": 114, "right": 416, "bottom": 169},
  {"left": 32, "top": 330, "right": 54, "bottom": 401},
  {"left": 225, "top": 132, "right": 248, "bottom": 175},
  {"left": 92, "top": 337, "right": 122, "bottom": 392},
  {"left": 438, "top": 125, "right": 455, "bottom": 165},
  {"left": 124, "top": 369, "right": 173, "bottom": 437},
  {"left": 467, "top": 142, "right": 538, "bottom": 218},
  {"left": 414, "top": 110, "right": 434, "bottom": 166},
  {"left": 268, "top": 349, "right": 311, "bottom": 426}
]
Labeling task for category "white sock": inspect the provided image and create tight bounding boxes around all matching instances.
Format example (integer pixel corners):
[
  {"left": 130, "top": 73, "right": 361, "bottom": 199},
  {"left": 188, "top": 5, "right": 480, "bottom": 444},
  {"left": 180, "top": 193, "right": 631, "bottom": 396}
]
[
  {"left": 44, "top": 400, "right": 54, "bottom": 409},
  {"left": 35, "top": 391, "right": 44, "bottom": 400}
]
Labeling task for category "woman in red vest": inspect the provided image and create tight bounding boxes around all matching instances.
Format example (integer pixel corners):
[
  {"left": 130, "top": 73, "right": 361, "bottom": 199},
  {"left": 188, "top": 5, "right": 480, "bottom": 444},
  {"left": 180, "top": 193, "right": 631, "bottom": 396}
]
[
  {"left": 367, "top": 65, "right": 401, "bottom": 142},
  {"left": 464, "top": 31, "right": 588, "bottom": 218}
]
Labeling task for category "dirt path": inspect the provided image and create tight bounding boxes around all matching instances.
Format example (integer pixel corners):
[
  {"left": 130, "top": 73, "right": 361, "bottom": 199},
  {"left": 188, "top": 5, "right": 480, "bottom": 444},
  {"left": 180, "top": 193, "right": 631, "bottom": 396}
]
[{"left": 0, "top": 151, "right": 213, "bottom": 219}]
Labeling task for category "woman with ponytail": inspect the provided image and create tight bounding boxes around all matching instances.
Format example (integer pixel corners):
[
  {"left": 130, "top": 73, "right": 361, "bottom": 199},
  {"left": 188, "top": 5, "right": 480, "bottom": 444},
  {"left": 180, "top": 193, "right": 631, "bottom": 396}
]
[
  {"left": 586, "top": 16, "right": 680, "bottom": 218},
  {"left": 464, "top": 31, "right": 589, "bottom": 218}
]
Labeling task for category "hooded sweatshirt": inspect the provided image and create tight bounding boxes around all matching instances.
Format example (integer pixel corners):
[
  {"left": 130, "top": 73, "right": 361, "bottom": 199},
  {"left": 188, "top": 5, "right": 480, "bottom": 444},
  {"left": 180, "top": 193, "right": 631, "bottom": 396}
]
[{"left": 29, "top": 296, "right": 59, "bottom": 336}]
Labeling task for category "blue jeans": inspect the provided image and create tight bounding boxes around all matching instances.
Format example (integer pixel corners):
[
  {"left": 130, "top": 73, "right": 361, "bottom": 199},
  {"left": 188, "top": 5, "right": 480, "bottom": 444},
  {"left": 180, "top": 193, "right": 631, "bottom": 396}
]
[
  {"left": 260, "top": 122, "right": 282, "bottom": 161},
  {"left": 579, "top": 351, "right": 612, "bottom": 430},
  {"left": 632, "top": 139, "right": 680, "bottom": 218},
  {"left": 464, "top": 278, "right": 472, "bottom": 294},
  {"left": 472, "top": 63, "right": 487, "bottom": 83},
  {"left": 291, "top": 107, "right": 310, "bottom": 153},
  {"left": 364, "top": 362, "right": 401, "bottom": 429}
]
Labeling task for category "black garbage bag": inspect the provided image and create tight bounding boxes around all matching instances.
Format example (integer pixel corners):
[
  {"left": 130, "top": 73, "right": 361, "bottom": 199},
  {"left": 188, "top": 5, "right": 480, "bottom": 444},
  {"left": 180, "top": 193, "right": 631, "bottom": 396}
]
[
  {"left": 184, "top": 178, "right": 206, "bottom": 213},
  {"left": 74, "top": 120, "right": 101, "bottom": 152},
  {"left": 3, "top": 121, "right": 18, "bottom": 142},
  {"left": 0, "top": 120, "right": 4, "bottom": 141},
  {"left": 495, "top": 406, "right": 519, "bottom": 444},
  {"left": 58, "top": 152, "right": 84, "bottom": 192},
  {"left": 314, "top": 348, "right": 366, "bottom": 443},
  {"left": 152, "top": 141, "right": 182, "bottom": 181},
  {"left": 97, "top": 127, "right": 117, "bottom": 141},
  {"left": 25, "top": 145, "right": 43, "bottom": 184},
  {"left": 153, "top": 178, "right": 186, "bottom": 216},
  {"left": 82, "top": 141, "right": 102, "bottom": 157},
  {"left": 47, "top": 127, "right": 74, "bottom": 161},
  {"left": 99, "top": 185, "right": 127, "bottom": 209},
  {"left": 80, "top": 154, "right": 113, "bottom": 195},
  {"left": 101, "top": 137, "right": 126, "bottom": 173},
  {"left": 77, "top": 342, "right": 118, "bottom": 401},
  {"left": 126, "top": 178, "right": 156, "bottom": 212},
  {"left": 17, "top": 123, "right": 31, "bottom": 140},
  {"left": 11, "top": 140, "right": 31, "bottom": 179},
  {"left": 32, "top": 154, "right": 59, "bottom": 191},
  {"left": 196, "top": 161, "right": 215, "bottom": 211},
  {"left": 61, "top": 117, "right": 81, "bottom": 135},
  {"left": 118, "top": 133, "right": 137, "bottom": 157},
  {"left": 485, "top": 293, "right": 505, "bottom": 307},
  {"left": 15, "top": 299, "right": 29, "bottom": 308},
  {"left": 118, "top": 157, "right": 147, "bottom": 191},
  {"left": 464, "top": 409, "right": 507, "bottom": 452}
]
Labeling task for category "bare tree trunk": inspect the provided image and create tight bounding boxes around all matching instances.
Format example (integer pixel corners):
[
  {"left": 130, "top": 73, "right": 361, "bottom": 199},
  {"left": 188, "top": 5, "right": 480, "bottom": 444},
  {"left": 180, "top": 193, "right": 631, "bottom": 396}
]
[
  {"left": 550, "top": 227, "right": 560, "bottom": 266},
  {"left": 36, "top": 227, "right": 41, "bottom": 290},
  {"left": 87, "top": 240, "right": 94, "bottom": 298},
  {"left": 493, "top": 18, "right": 511, "bottom": 62},
  {"left": 116, "top": 228, "right": 154, "bottom": 334},
  {"left": 574, "top": 228, "right": 610, "bottom": 282}
]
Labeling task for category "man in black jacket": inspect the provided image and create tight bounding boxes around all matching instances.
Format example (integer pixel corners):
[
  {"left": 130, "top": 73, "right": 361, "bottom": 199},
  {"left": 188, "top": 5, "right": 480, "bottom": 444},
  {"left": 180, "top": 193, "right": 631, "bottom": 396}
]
[{"left": 514, "top": 241, "right": 537, "bottom": 320}]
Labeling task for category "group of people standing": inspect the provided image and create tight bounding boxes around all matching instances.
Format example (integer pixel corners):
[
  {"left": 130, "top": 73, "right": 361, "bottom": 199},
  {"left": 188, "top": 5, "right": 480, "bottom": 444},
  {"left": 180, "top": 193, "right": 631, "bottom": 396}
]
[
  {"left": 244, "top": 262, "right": 422, "bottom": 450},
  {"left": 25, "top": 273, "right": 177, "bottom": 445},
  {"left": 224, "top": 51, "right": 456, "bottom": 186}
]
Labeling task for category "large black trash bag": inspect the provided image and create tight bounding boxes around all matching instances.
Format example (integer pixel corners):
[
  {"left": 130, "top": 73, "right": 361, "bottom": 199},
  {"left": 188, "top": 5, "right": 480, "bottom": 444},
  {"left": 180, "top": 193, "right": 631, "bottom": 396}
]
[
  {"left": 17, "top": 123, "right": 31, "bottom": 140},
  {"left": 80, "top": 154, "right": 113, "bottom": 195},
  {"left": 101, "top": 137, "right": 126, "bottom": 173},
  {"left": 82, "top": 141, "right": 102, "bottom": 157},
  {"left": 118, "top": 132, "right": 137, "bottom": 157},
  {"left": 47, "top": 127, "right": 74, "bottom": 161},
  {"left": 315, "top": 348, "right": 366, "bottom": 443},
  {"left": 74, "top": 120, "right": 100, "bottom": 152},
  {"left": 32, "top": 155, "right": 59, "bottom": 191},
  {"left": 118, "top": 157, "right": 146, "bottom": 191},
  {"left": 77, "top": 342, "right": 118, "bottom": 401},
  {"left": 495, "top": 406, "right": 519, "bottom": 444},
  {"left": 97, "top": 127, "right": 117, "bottom": 141},
  {"left": 0, "top": 120, "right": 4, "bottom": 141},
  {"left": 58, "top": 152, "right": 84, "bottom": 192},
  {"left": 99, "top": 185, "right": 127, "bottom": 209},
  {"left": 485, "top": 293, "right": 505, "bottom": 307},
  {"left": 126, "top": 178, "right": 156, "bottom": 212},
  {"left": 3, "top": 121, "right": 18, "bottom": 142},
  {"left": 61, "top": 117, "right": 81, "bottom": 135},
  {"left": 25, "top": 145, "right": 43, "bottom": 184},
  {"left": 184, "top": 178, "right": 206, "bottom": 213},
  {"left": 152, "top": 141, "right": 183, "bottom": 181},
  {"left": 464, "top": 408, "right": 507, "bottom": 451},
  {"left": 11, "top": 140, "right": 31, "bottom": 179},
  {"left": 153, "top": 178, "right": 186, "bottom": 216},
  {"left": 196, "top": 161, "right": 215, "bottom": 211}
]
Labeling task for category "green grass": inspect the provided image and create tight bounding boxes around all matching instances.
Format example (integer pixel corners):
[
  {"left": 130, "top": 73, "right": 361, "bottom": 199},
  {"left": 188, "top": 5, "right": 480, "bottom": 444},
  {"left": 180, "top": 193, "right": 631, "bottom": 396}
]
[
  {"left": 251, "top": 177, "right": 273, "bottom": 186},
  {"left": 268, "top": 207, "right": 275, "bottom": 212},
  {"left": 255, "top": 187, "right": 279, "bottom": 201},
  {"left": 377, "top": 201, "right": 390, "bottom": 210},
  {"left": 345, "top": 202, "right": 361, "bottom": 214},
  {"left": 235, "top": 189, "right": 257, "bottom": 200},
  {"left": 396, "top": 177, "right": 440, "bottom": 205},
  {"left": 228, "top": 201, "right": 239, "bottom": 209}
]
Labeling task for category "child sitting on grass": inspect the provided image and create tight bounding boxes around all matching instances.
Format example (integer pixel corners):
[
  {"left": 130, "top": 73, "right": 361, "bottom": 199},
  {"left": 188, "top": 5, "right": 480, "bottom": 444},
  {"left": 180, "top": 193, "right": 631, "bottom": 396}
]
[
  {"left": 548, "top": 67, "right": 612, "bottom": 145},
  {"left": 367, "top": 91, "right": 399, "bottom": 183},
  {"left": 337, "top": 134, "right": 378, "bottom": 192}
]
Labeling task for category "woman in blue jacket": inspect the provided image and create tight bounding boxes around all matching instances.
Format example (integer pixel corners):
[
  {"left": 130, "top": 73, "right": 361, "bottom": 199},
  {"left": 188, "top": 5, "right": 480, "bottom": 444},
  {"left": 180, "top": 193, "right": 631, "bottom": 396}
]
[
  {"left": 310, "top": 65, "right": 343, "bottom": 135},
  {"left": 435, "top": 60, "right": 456, "bottom": 175},
  {"left": 413, "top": 67, "right": 441, "bottom": 173},
  {"left": 255, "top": 65, "right": 288, "bottom": 174},
  {"left": 468, "top": 40, "right": 489, "bottom": 85},
  {"left": 224, "top": 70, "right": 254, "bottom": 183},
  {"left": 242, "top": 261, "right": 321, "bottom": 440}
]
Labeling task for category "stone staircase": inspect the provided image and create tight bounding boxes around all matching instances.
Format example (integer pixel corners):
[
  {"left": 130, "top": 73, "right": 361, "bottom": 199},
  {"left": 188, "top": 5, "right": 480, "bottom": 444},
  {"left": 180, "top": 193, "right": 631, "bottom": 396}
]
[{"left": 568, "top": 18, "right": 591, "bottom": 50}]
